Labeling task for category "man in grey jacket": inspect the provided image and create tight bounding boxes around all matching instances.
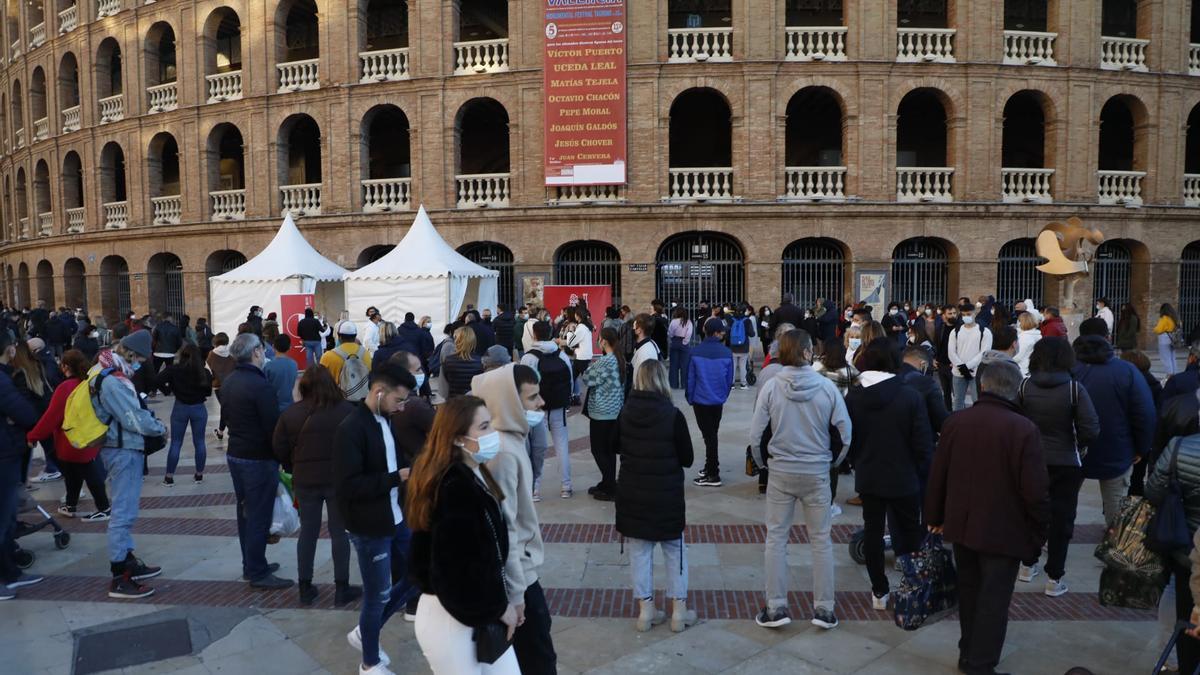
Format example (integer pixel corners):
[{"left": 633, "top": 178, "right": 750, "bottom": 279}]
[{"left": 749, "top": 329, "right": 852, "bottom": 631}]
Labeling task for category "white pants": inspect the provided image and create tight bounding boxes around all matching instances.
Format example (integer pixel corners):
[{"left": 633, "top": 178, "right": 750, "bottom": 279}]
[{"left": 415, "top": 593, "right": 520, "bottom": 675}]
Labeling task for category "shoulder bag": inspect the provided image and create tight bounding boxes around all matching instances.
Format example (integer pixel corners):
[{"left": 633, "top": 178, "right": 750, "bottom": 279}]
[{"left": 474, "top": 503, "right": 513, "bottom": 664}]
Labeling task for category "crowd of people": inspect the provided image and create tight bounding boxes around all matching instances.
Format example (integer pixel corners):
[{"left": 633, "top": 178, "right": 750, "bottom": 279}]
[{"left": 0, "top": 290, "right": 1198, "bottom": 674}]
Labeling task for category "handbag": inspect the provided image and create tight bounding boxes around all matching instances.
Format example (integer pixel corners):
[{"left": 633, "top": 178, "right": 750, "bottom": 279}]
[
  {"left": 474, "top": 505, "right": 513, "bottom": 664},
  {"left": 1147, "top": 439, "right": 1192, "bottom": 559},
  {"left": 1094, "top": 495, "right": 1165, "bottom": 578},
  {"left": 745, "top": 445, "right": 759, "bottom": 477},
  {"left": 892, "top": 533, "right": 958, "bottom": 631}
]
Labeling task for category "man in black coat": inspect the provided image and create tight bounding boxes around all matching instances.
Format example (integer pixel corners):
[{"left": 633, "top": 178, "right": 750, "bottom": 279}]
[
  {"left": 396, "top": 312, "right": 435, "bottom": 365},
  {"left": 899, "top": 345, "right": 949, "bottom": 434},
  {"left": 465, "top": 310, "right": 496, "bottom": 355},
  {"left": 935, "top": 305, "right": 959, "bottom": 412},
  {"left": 493, "top": 304, "right": 516, "bottom": 357},
  {"left": 770, "top": 293, "right": 805, "bottom": 335},
  {"left": 296, "top": 308, "right": 325, "bottom": 367},
  {"left": 333, "top": 363, "right": 418, "bottom": 672}
]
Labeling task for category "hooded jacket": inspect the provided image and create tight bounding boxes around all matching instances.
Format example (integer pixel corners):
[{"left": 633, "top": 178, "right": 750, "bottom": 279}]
[
  {"left": 686, "top": 336, "right": 734, "bottom": 406},
  {"left": 898, "top": 362, "right": 949, "bottom": 433},
  {"left": 846, "top": 374, "right": 933, "bottom": 497},
  {"left": 1014, "top": 328, "right": 1042, "bottom": 376},
  {"left": 273, "top": 399, "right": 355, "bottom": 488},
  {"left": 472, "top": 365, "right": 545, "bottom": 605},
  {"left": 817, "top": 300, "right": 838, "bottom": 342},
  {"left": 492, "top": 311, "right": 516, "bottom": 353},
  {"left": 1072, "top": 335, "right": 1156, "bottom": 480},
  {"left": 749, "top": 365, "right": 852, "bottom": 476},
  {"left": 206, "top": 346, "right": 236, "bottom": 388},
  {"left": 615, "top": 389, "right": 693, "bottom": 541},
  {"left": 90, "top": 357, "right": 166, "bottom": 451},
  {"left": 1018, "top": 371, "right": 1101, "bottom": 467}
]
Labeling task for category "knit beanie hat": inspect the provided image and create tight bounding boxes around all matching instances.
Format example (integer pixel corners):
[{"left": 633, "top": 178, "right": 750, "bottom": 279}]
[{"left": 120, "top": 329, "right": 153, "bottom": 358}]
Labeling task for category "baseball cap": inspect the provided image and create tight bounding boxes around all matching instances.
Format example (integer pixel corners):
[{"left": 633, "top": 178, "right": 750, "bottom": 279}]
[{"left": 337, "top": 320, "right": 359, "bottom": 336}]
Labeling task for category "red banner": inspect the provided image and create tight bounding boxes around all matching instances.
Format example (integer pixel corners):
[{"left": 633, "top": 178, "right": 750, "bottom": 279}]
[
  {"left": 543, "top": 0, "right": 626, "bottom": 186},
  {"left": 543, "top": 285, "right": 613, "bottom": 353},
  {"left": 280, "top": 293, "right": 315, "bottom": 367}
]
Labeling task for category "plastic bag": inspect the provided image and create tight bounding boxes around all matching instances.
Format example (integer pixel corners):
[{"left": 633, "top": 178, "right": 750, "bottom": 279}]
[
  {"left": 270, "top": 483, "right": 300, "bottom": 536},
  {"left": 1094, "top": 495, "right": 1165, "bottom": 578},
  {"left": 893, "top": 534, "right": 958, "bottom": 631}
]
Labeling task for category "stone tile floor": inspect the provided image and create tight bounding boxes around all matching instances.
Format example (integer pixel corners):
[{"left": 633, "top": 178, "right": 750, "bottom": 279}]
[{"left": 3, "top": 352, "right": 1190, "bottom": 674}]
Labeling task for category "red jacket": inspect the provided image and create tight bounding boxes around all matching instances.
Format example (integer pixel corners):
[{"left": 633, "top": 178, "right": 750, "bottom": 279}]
[
  {"left": 27, "top": 377, "right": 97, "bottom": 463},
  {"left": 1040, "top": 316, "right": 1067, "bottom": 338}
]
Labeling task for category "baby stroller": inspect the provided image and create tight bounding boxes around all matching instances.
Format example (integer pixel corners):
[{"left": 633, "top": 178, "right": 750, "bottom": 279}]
[
  {"left": 849, "top": 528, "right": 892, "bottom": 565},
  {"left": 12, "top": 489, "right": 70, "bottom": 567}
]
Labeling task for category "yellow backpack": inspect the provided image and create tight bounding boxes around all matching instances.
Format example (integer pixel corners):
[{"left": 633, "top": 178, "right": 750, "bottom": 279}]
[{"left": 62, "top": 370, "right": 112, "bottom": 450}]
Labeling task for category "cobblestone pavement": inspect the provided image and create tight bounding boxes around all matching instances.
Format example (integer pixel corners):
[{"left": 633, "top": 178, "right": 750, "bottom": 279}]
[{"left": 4, "top": 352, "right": 1188, "bottom": 675}]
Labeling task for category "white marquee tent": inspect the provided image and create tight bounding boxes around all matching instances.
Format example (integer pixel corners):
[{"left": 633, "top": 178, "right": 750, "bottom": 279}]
[
  {"left": 208, "top": 214, "right": 348, "bottom": 336},
  {"left": 343, "top": 206, "right": 499, "bottom": 336}
]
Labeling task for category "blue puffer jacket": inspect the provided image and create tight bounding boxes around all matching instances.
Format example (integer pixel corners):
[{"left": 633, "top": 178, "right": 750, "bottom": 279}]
[
  {"left": 686, "top": 336, "right": 733, "bottom": 406},
  {"left": 1163, "top": 362, "right": 1200, "bottom": 403},
  {"left": 0, "top": 364, "right": 37, "bottom": 461},
  {"left": 1072, "top": 335, "right": 1155, "bottom": 480}
]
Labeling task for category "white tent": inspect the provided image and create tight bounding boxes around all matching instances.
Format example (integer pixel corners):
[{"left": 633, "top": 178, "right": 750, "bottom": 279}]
[
  {"left": 208, "top": 214, "right": 348, "bottom": 336},
  {"left": 343, "top": 205, "right": 499, "bottom": 337}
]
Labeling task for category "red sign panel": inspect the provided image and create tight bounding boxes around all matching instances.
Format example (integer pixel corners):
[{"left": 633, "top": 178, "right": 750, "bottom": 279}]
[
  {"left": 542, "top": 285, "right": 614, "bottom": 353},
  {"left": 280, "top": 293, "right": 315, "bottom": 367},
  {"left": 543, "top": 0, "right": 626, "bottom": 186}
]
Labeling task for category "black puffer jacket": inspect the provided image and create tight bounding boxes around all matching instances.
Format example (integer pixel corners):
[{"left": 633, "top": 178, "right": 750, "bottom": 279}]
[
  {"left": 899, "top": 363, "right": 949, "bottom": 433},
  {"left": 615, "top": 390, "right": 694, "bottom": 541},
  {"left": 1147, "top": 434, "right": 1200, "bottom": 533},
  {"left": 846, "top": 375, "right": 933, "bottom": 498},
  {"left": 1017, "top": 371, "right": 1101, "bottom": 467},
  {"left": 273, "top": 400, "right": 355, "bottom": 489},
  {"left": 442, "top": 353, "right": 483, "bottom": 399}
]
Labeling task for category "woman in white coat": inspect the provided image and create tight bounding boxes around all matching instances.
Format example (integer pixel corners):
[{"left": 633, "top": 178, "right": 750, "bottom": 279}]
[{"left": 1014, "top": 312, "right": 1042, "bottom": 376}]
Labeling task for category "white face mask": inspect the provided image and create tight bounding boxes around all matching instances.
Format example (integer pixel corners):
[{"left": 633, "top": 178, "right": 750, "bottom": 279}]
[
  {"left": 463, "top": 431, "right": 502, "bottom": 463},
  {"left": 924, "top": 308, "right": 933, "bottom": 316},
  {"left": 848, "top": 338, "right": 862, "bottom": 350},
  {"left": 962, "top": 315, "right": 976, "bottom": 325},
  {"left": 889, "top": 308, "right": 899, "bottom": 316},
  {"left": 524, "top": 409, "right": 546, "bottom": 427}
]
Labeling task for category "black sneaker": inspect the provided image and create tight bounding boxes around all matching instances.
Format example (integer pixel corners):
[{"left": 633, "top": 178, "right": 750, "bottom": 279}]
[
  {"left": 249, "top": 574, "right": 294, "bottom": 590},
  {"left": 83, "top": 509, "right": 111, "bottom": 522},
  {"left": 693, "top": 475, "right": 723, "bottom": 487},
  {"left": 5, "top": 572, "right": 44, "bottom": 589},
  {"left": 811, "top": 607, "right": 839, "bottom": 630},
  {"left": 755, "top": 606, "right": 791, "bottom": 628},
  {"left": 162, "top": 476, "right": 174, "bottom": 487},
  {"left": 126, "top": 555, "right": 162, "bottom": 581},
  {"left": 193, "top": 474, "right": 204, "bottom": 484},
  {"left": 109, "top": 572, "right": 155, "bottom": 599},
  {"left": 592, "top": 490, "right": 616, "bottom": 502},
  {"left": 242, "top": 562, "right": 280, "bottom": 581},
  {"left": 298, "top": 580, "right": 318, "bottom": 606}
]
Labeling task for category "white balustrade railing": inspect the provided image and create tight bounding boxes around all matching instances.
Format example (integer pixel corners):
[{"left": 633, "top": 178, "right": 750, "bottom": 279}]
[
  {"left": 96, "top": 0, "right": 120, "bottom": 18},
  {"left": 783, "top": 166, "right": 846, "bottom": 200},
  {"left": 456, "top": 173, "right": 510, "bottom": 208},
  {"left": 147, "top": 82, "right": 177, "bottom": 112},
  {"left": 1001, "top": 168, "right": 1054, "bottom": 203},
  {"left": 151, "top": 195, "right": 181, "bottom": 224},
  {"left": 99, "top": 94, "right": 123, "bottom": 123},
  {"left": 206, "top": 70, "right": 242, "bottom": 102},
  {"left": 360, "top": 48, "right": 410, "bottom": 82},
  {"left": 211, "top": 189, "right": 246, "bottom": 220},
  {"left": 18, "top": 216, "right": 29, "bottom": 239},
  {"left": 896, "top": 28, "right": 955, "bottom": 63},
  {"left": 9, "top": 39, "right": 19, "bottom": 59},
  {"left": 1185, "top": 174, "right": 1200, "bottom": 207},
  {"left": 897, "top": 167, "right": 954, "bottom": 202},
  {"left": 32, "top": 117, "right": 48, "bottom": 142},
  {"left": 58, "top": 5, "right": 77, "bottom": 34},
  {"left": 667, "top": 27, "right": 733, "bottom": 63},
  {"left": 65, "top": 207, "right": 84, "bottom": 233},
  {"left": 1100, "top": 36, "right": 1149, "bottom": 71},
  {"left": 1003, "top": 30, "right": 1056, "bottom": 65},
  {"left": 552, "top": 184, "right": 625, "bottom": 204},
  {"left": 15, "top": 128, "right": 25, "bottom": 149},
  {"left": 784, "top": 26, "right": 847, "bottom": 62},
  {"left": 277, "top": 59, "right": 320, "bottom": 92},
  {"left": 37, "top": 212, "right": 52, "bottom": 236},
  {"left": 281, "top": 184, "right": 322, "bottom": 216},
  {"left": 103, "top": 201, "right": 128, "bottom": 229},
  {"left": 29, "top": 22, "right": 45, "bottom": 49},
  {"left": 61, "top": 105, "right": 80, "bottom": 133},
  {"left": 453, "top": 39, "right": 509, "bottom": 74},
  {"left": 668, "top": 167, "right": 735, "bottom": 201},
  {"left": 1097, "top": 170, "right": 1145, "bottom": 205},
  {"left": 361, "top": 178, "right": 412, "bottom": 212},
  {"left": 1191, "top": 44, "right": 1200, "bottom": 75}
]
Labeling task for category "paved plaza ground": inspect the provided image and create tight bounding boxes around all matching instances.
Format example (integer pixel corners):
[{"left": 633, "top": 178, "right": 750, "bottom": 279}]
[{"left": 2, "top": 353, "right": 1189, "bottom": 675}]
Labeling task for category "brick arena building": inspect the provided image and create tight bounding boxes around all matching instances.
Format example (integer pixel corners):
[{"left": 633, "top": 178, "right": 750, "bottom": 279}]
[{"left": 0, "top": 0, "right": 1198, "bottom": 344}]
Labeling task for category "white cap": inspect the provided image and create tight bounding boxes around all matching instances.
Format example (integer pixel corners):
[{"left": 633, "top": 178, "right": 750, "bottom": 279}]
[{"left": 336, "top": 320, "right": 358, "bottom": 336}]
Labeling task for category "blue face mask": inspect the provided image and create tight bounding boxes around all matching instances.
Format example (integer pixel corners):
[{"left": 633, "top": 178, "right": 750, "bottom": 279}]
[
  {"left": 468, "top": 431, "right": 501, "bottom": 463},
  {"left": 413, "top": 373, "right": 426, "bottom": 389},
  {"left": 130, "top": 361, "right": 142, "bottom": 372},
  {"left": 524, "top": 409, "right": 546, "bottom": 428}
]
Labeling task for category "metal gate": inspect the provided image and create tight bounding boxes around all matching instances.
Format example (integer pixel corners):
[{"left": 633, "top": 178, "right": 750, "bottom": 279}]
[
  {"left": 1092, "top": 241, "right": 1132, "bottom": 309},
  {"left": 655, "top": 232, "right": 744, "bottom": 319},
  {"left": 1180, "top": 242, "right": 1200, "bottom": 335},
  {"left": 996, "top": 239, "right": 1043, "bottom": 311},
  {"left": 164, "top": 258, "right": 185, "bottom": 318},
  {"left": 782, "top": 238, "right": 843, "bottom": 308},
  {"left": 458, "top": 242, "right": 515, "bottom": 309},
  {"left": 116, "top": 268, "right": 131, "bottom": 319},
  {"left": 891, "top": 238, "right": 948, "bottom": 308},
  {"left": 554, "top": 241, "right": 622, "bottom": 306}
]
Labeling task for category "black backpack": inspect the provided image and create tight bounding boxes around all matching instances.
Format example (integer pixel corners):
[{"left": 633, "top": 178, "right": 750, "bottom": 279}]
[{"left": 532, "top": 348, "right": 573, "bottom": 410}]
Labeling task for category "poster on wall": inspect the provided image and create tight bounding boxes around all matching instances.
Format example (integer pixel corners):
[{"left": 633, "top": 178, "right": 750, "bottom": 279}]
[
  {"left": 280, "top": 293, "right": 316, "bottom": 367},
  {"left": 855, "top": 271, "right": 888, "bottom": 320},
  {"left": 543, "top": 285, "right": 613, "bottom": 352},
  {"left": 543, "top": 0, "right": 627, "bottom": 186},
  {"left": 520, "top": 273, "right": 548, "bottom": 310}
]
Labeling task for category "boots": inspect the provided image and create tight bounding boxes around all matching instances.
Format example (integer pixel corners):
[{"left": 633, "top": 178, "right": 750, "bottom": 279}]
[
  {"left": 671, "top": 598, "right": 697, "bottom": 633},
  {"left": 298, "top": 580, "right": 318, "bottom": 606},
  {"left": 635, "top": 598, "right": 666, "bottom": 632},
  {"left": 335, "top": 581, "right": 363, "bottom": 606}
]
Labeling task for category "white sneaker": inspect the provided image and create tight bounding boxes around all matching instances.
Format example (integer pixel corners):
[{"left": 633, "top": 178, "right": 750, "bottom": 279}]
[
  {"left": 1044, "top": 578, "right": 1068, "bottom": 597},
  {"left": 33, "top": 471, "right": 62, "bottom": 483},
  {"left": 830, "top": 503, "right": 843, "bottom": 518},
  {"left": 359, "top": 662, "right": 395, "bottom": 675},
  {"left": 347, "top": 626, "right": 390, "bottom": 667},
  {"left": 872, "top": 592, "right": 889, "bottom": 610},
  {"left": 1018, "top": 563, "right": 1039, "bottom": 583}
]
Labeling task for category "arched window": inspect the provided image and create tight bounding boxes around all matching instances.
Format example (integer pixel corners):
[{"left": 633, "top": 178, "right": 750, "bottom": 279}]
[
  {"left": 147, "top": 252, "right": 185, "bottom": 317},
  {"left": 100, "top": 141, "right": 127, "bottom": 228},
  {"left": 455, "top": 98, "right": 509, "bottom": 207},
  {"left": 58, "top": 52, "right": 81, "bottom": 132},
  {"left": 891, "top": 238, "right": 948, "bottom": 307},
  {"left": 1005, "top": 0, "right": 1048, "bottom": 31},
  {"left": 782, "top": 238, "right": 844, "bottom": 308},
  {"left": 203, "top": 8, "right": 243, "bottom": 102},
  {"left": 458, "top": 0, "right": 507, "bottom": 41},
  {"left": 996, "top": 239, "right": 1043, "bottom": 310},
  {"left": 1186, "top": 104, "right": 1200, "bottom": 178},
  {"left": 97, "top": 37, "right": 123, "bottom": 98},
  {"left": 33, "top": 160, "right": 50, "bottom": 234},
  {"left": 145, "top": 22, "right": 178, "bottom": 112},
  {"left": 1002, "top": 90, "right": 1053, "bottom": 202},
  {"left": 668, "top": 88, "right": 732, "bottom": 200},
  {"left": 35, "top": 260, "right": 54, "bottom": 307},
  {"left": 148, "top": 132, "right": 181, "bottom": 224},
  {"left": 655, "top": 232, "right": 744, "bottom": 317},
  {"left": 1098, "top": 95, "right": 1147, "bottom": 204},
  {"left": 1102, "top": 0, "right": 1138, "bottom": 38},
  {"left": 64, "top": 258, "right": 87, "bottom": 312},
  {"left": 11, "top": 80, "right": 24, "bottom": 145},
  {"left": 100, "top": 255, "right": 131, "bottom": 321},
  {"left": 15, "top": 168, "right": 27, "bottom": 236},
  {"left": 278, "top": 114, "right": 322, "bottom": 216},
  {"left": 29, "top": 67, "right": 46, "bottom": 141},
  {"left": 1092, "top": 241, "right": 1132, "bottom": 309},
  {"left": 207, "top": 122, "right": 245, "bottom": 219},
  {"left": 785, "top": 87, "right": 845, "bottom": 199},
  {"left": 786, "top": 0, "right": 842, "bottom": 26},
  {"left": 360, "top": 0, "right": 410, "bottom": 80},
  {"left": 897, "top": 88, "right": 953, "bottom": 202},
  {"left": 1180, "top": 242, "right": 1200, "bottom": 334},
  {"left": 62, "top": 151, "right": 84, "bottom": 232},
  {"left": 458, "top": 242, "right": 515, "bottom": 308},
  {"left": 17, "top": 262, "right": 30, "bottom": 308},
  {"left": 361, "top": 105, "right": 411, "bottom": 212},
  {"left": 554, "top": 241, "right": 622, "bottom": 304},
  {"left": 357, "top": 245, "right": 394, "bottom": 268},
  {"left": 279, "top": 0, "right": 320, "bottom": 62}
]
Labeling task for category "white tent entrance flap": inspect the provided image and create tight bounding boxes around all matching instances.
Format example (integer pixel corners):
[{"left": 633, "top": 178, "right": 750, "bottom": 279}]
[
  {"left": 343, "top": 205, "right": 499, "bottom": 337},
  {"left": 208, "top": 214, "right": 347, "bottom": 336}
]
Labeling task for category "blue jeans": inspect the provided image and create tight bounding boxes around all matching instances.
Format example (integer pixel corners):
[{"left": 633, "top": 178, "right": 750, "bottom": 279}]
[
  {"left": 167, "top": 402, "right": 208, "bottom": 476},
  {"left": 303, "top": 340, "right": 323, "bottom": 368},
  {"left": 629, "top": 537, "right": 688, "bottom": 600},
  {"left": 101, "top": 447, "right": 145, "bottom": 565},
  {"left": 349, "top": 522, "right": 417, "bottom": 667},
  {"left": 0, "top": 456, "right": 22, "bottom": 582},
  {"left": 227, "top": 457, "right": 279, "bottom": 581},
  {"left": 668, "top": 342, "right": 690, "bottom": 389},
  {"left": 952, "top": 375, "right": 977, "bottom": 411}
]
